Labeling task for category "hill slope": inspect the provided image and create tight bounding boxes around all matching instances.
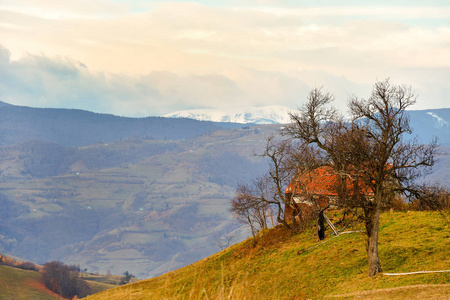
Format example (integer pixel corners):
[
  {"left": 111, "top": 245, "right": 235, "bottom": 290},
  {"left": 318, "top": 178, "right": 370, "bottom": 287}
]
[
  {"left": 85, "top": 211, "right": 450, "bottom": 299},
  {"left": 0, "top": 100, "right": 449, "bottom": 281},
  {"left": 0, "top": 265, "right": 62, "bottom": 300}
]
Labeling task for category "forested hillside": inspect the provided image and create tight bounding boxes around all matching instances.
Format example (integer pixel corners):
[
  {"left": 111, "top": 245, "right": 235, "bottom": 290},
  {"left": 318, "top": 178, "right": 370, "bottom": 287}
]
[{"left": 0, "top": 101, "right": 245, "bottom": 146}]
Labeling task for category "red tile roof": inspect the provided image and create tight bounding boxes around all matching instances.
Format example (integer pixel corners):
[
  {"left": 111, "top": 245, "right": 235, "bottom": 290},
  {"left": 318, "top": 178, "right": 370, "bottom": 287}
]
[{"left": 286, "top": 166, "right": 373, "bottom": 197}]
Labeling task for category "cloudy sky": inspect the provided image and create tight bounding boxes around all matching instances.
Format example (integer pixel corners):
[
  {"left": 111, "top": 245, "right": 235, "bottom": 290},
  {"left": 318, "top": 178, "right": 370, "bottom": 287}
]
[{"left": 1, "top": 0, "right": 449, "bottom": 117}]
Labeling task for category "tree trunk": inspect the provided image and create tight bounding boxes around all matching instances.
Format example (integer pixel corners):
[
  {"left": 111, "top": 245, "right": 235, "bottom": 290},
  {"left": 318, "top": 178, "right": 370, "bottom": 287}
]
[
  {"left": 277, "top": 202, "right": 291, "bottom": 229},
  {"left": 365, "top": 204, "right": 382, "bottom": 277}
]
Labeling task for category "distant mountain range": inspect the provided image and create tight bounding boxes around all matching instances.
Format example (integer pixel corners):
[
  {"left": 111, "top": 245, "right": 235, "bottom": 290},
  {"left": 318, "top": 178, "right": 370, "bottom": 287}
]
[
  {"left": 1, "top": 100, "right": 448, "bottom": 145},
  {"left": 166, "top": 106, "right": 450, "bottom": 145},
  {"left": 407, "top": 108, "right": 450, "bottom": 145},
  {"left": 164, "top": 106, "right": 292, "bottom": 124}
]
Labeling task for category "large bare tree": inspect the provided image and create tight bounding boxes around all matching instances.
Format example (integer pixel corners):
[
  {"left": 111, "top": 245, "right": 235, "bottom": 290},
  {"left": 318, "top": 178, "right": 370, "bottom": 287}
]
[{"left": 285, "top": 79, "right": 438, "bottom": 277}]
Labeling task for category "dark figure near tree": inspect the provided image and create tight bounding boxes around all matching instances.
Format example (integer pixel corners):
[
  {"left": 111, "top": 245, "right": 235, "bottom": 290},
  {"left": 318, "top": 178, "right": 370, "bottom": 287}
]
[{"left": 318, "top": 210, "right": 326, "bottom": 240}]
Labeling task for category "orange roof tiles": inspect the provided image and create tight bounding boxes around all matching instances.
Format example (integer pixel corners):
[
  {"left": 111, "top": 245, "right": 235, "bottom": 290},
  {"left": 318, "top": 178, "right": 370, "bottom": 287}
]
[{"left": 286, "top": 166, "right": 373, "bottom": 197}]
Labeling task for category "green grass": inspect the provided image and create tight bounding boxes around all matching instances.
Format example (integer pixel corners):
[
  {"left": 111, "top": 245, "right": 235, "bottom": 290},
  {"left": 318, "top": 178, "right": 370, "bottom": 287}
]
[
  {"left": 85, "top": 211, "right": 450, "bottom": 299},
  {"left": 82, "top": 275, "right": 119, "bottom": 294},
  {"left": 0, "top": 265, "right": 62, "bottom": 300},
  {"left": 0, "top": 265, "right": 116, "bottom": 299}
]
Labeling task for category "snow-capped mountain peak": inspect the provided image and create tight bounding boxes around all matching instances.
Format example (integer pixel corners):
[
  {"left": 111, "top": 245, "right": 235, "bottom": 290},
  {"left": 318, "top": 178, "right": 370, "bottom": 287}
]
[{"left": 164, "top": 106, "right": 293, "bottom": 124}]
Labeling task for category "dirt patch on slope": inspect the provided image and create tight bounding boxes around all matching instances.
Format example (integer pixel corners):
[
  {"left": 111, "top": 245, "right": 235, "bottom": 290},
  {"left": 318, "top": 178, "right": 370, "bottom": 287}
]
[{"left": 26, "top": 279, "right": 64, "bottom": 299}]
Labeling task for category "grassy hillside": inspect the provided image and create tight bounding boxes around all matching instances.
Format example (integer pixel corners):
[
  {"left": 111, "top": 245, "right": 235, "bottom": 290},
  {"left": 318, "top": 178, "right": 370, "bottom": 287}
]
[
  {"left": 85, "top": 211, "right": 450, "bottom": 299},
  {"left": 0, "top": 263, "right": 116, "bottom": 299},
  {"left": 0, "top": 265, "right": 62, "bottom": 299}
]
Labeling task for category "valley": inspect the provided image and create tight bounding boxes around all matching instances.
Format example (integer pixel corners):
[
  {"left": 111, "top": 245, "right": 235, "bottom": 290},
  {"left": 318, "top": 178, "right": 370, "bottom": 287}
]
[{"left": 0, "top": 124, "right": 276, "bottom": 278}]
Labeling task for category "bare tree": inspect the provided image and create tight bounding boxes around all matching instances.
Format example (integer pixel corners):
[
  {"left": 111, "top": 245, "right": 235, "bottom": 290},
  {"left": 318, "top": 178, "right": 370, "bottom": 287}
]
[
  {"left": 230, "top": 136, "right": 324, "bottom": 238},
  {"left": 285, "top": 79, "right": 438, "bottom": 277},
  {"left": 230, "top": 179, "right": 271, "bottom": 241},
  {"left": 212, "top": 231, "right": 237, "bottom": 250},
  {"left": 41, "top": 261, "right": 91, "bottom": 298}
]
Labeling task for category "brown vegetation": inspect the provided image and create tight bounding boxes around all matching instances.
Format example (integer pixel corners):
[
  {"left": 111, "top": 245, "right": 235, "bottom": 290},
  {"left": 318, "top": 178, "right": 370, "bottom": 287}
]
[
  {"left": 0, "top": 253, "right": 39, "bottom": 271},
  {"left": 40, "top": 261, "right": 91, "bottom": 299}
]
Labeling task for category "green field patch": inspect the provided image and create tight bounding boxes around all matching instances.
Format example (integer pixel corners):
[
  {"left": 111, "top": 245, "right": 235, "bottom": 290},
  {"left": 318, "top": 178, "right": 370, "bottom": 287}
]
[
  {"left": 38, "top": 203, "right": 64, "bottom": 213},
  {"left": 0, "top": 265, "right": 60, "bottom": 300},
  {"left": 121, "top": 232, "right": 162, "bottom": 244},
  {"left": 101, "top": 249, "right": 146, "bottom": 260}
]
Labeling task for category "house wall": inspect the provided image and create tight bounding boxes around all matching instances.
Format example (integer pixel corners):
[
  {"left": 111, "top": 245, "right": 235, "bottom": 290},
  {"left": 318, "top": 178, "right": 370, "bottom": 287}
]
[{"left": 284, "top": 194, "right": 330, "bottom": 222}]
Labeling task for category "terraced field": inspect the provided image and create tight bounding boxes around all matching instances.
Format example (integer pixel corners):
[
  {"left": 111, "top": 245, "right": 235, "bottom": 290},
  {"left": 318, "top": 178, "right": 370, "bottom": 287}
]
[{"left": 0, "top": 126, "right": 277, "bottom": 278}]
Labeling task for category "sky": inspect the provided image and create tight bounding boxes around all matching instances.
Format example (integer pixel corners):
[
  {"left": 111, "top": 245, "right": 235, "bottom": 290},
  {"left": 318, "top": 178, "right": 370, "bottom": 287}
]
[{"left": 0, "top": 0, "right": 449, "bottom": 117}]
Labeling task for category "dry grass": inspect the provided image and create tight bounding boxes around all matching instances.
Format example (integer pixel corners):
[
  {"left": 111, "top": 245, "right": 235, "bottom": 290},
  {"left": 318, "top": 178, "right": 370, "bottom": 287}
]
[
  {"left": 326, "top": 284, "right": 450, "bottom": 299},
  {"left": 85, "top": 211, "right": 450, "bottom": 300}
]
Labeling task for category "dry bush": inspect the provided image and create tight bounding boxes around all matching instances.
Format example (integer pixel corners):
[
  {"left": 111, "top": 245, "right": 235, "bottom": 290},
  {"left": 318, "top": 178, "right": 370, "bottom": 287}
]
[
  {"left": 258, "top": 225, "right": 294, "bottom": 248},
  {"left": 408, "top": 184, "right": 450, "bottom": 211},
  {"left": 17, "top": 261, "right": 39, "bottom": 271},
  {"left": 381, "top": 194, "right": 409, "bottom": 212},
  {"left": 232, "top": 225, "right": 294, "bottom": 259},
  {"left": 0, "top": 254, "right": 39, "bottom": 271}
]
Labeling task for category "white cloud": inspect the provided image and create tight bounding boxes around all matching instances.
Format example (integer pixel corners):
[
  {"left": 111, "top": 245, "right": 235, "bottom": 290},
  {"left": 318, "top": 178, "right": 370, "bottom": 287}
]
[
  {"left": 0, "top": 1, "right": 449, "bottom": 115},
  {"left": 1, "top": 44, "right": 377, "bottom": 116},
  {"left": 0, "top": 0, "right": 131, "bottom": 20},
  {"left": 252, "top": 6, "right": 450, "bottom": 19}
]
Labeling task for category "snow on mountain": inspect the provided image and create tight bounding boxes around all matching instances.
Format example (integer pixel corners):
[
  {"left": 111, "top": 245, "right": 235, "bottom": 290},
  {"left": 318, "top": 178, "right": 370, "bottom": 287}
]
[
  {"left": 164, "top": 106, "right": 450, "bottom": 145},
  {"left": 426, "top": 112, "right": 449, "bottom": 128},
  {"left": 164, "top": 106, "right": 293, "bottom": 124},
  {"left": 408, "top": 108, "right": 450, "bottom": 145}
]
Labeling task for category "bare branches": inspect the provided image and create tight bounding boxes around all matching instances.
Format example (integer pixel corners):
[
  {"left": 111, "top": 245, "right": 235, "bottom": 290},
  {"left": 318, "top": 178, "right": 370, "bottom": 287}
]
[
  {"left": 284, "top": 87, "right": 340, "bottom": 149},
  {"left": 408, "top": 184, "right": 450, "bottom": 212},
  {"left": 230, "top": 135, "right": 327, "bottom": 235},
  {"left": 212, "top": 231, "right": 237, "bottom": 251},
  {"left": 349, "top": 79, "right": 416, "bottom": 154},
  {"left": 230, "top": 182, "right": 271, "bottom": 238}
]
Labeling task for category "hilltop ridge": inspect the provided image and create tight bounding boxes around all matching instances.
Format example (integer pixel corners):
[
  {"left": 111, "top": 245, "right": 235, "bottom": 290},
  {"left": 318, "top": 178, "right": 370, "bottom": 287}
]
[{"left": 0, "top": 100, "right": 247, "bottom": 146}]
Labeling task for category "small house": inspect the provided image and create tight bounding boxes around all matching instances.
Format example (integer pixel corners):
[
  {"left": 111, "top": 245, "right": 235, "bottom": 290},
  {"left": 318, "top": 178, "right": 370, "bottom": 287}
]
[{"left": 284, "top": 166, "right": 373, "bottom": 222}]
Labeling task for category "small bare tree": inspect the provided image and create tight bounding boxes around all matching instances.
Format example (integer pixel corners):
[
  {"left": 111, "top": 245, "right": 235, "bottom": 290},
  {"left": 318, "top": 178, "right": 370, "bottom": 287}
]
[
  {"left": 230, "top": 135, "right": 325, "bottom": 239},
  {"left": 212, "top": 231, "right": 237, "bottom": 250},
  {"left": 230, "top": 179, "right": 271, "bottom": 240}
]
